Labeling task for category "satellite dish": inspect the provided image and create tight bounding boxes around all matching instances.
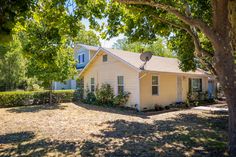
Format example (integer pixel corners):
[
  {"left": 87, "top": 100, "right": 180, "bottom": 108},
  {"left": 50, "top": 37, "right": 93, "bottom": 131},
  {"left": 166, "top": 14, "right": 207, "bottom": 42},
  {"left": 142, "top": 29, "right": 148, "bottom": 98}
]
[
  {"left": 140, "top": 52, "right": 153, "bottom": 62},
  {"left": 140, "top": 52, "right": 153, "bottom": 70}
]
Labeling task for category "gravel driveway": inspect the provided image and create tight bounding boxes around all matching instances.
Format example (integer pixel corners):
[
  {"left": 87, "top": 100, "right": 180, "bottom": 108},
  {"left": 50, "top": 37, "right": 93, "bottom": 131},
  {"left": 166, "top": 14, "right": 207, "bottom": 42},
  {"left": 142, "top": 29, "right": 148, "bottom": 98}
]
[{"left": 0, "top": 103, "right": 228, "bottom": 157}]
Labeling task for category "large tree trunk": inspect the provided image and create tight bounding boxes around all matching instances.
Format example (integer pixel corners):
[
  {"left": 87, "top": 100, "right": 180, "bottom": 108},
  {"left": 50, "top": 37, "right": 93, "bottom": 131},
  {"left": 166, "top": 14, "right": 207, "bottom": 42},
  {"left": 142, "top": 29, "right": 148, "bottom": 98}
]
[
  {"left": 213, "top": 1, "right": 236, "bottom": 156},
  {"left": 227, "top": 1, "right": 236, "bottom": 156}
]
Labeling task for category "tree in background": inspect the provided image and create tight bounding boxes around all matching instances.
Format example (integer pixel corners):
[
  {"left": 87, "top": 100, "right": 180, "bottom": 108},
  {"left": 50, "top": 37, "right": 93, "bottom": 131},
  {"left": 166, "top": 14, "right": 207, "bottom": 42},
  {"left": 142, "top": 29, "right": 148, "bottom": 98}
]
[
  {"left": 76, "top": 28, "right": 101, "bottom": 46},
  {"left": 0, "top": 37, "right": 27, "bottom": 91},
  {"left": 17, "top": 0, "right": 82, "bottom": 104},
  {"left": 112, "top": 37, "right": 174, "bottom": 57}
]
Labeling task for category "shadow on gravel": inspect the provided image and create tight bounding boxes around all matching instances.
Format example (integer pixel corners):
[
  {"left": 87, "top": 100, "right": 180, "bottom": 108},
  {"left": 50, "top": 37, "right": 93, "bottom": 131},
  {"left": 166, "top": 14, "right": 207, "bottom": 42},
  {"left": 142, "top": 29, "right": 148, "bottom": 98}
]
[
  {"left": 0, "top": 132, "right": 78, "bottom": 157},
  {"left": 87, "top": 111, "right": 228, "bottom": 157},
  {"left": 0, "top": 110, "right": 228, "bottom": 156},
  {"left": 6, "top": 104, "right": 67, "bottom": 113},
  {"left": 74, "top": 102, "right": 183, "bottom": 119}
]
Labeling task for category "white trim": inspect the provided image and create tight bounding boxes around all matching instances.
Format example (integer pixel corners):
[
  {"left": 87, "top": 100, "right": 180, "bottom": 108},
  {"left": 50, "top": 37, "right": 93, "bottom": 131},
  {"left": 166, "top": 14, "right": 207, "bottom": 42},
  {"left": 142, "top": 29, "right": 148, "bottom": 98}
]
[
  {"left": 151, "top": 75, "right": 160, "bottom": 96},
  {"left": 117, "top": 75, "right": 124, "bottom": 94},
  {"left": 88, "top": 50, "right": 91, "bottom": 60},
  {"left": 136, "top": 73, "right": 141, "bottom": 111},
  {"left": 176, "top": 76, "right": 183, "bottom": 102},
  {"left": 144, "top": 70, "right": 208, "bottom": 77},
  {"left": 90, "top": 77, "right": 95, "bottom": 92}
]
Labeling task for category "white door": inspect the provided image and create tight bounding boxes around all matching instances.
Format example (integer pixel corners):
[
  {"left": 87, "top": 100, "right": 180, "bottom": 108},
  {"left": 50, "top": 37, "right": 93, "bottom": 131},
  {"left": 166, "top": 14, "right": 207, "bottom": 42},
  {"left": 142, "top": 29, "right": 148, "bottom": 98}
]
[{"left": 177, "top": 76, "right": 183, "bottom": 102}]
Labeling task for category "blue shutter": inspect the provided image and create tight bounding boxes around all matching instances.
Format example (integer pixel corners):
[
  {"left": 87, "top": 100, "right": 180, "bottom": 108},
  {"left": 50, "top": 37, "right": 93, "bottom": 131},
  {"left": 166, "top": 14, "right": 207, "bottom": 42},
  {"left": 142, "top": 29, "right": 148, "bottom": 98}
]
[
  {"left": 78, "top": 55, "right": 80, "bottom": 63},
  {"left": 82, "top": 54, "right": 85, "bottom": 62}
]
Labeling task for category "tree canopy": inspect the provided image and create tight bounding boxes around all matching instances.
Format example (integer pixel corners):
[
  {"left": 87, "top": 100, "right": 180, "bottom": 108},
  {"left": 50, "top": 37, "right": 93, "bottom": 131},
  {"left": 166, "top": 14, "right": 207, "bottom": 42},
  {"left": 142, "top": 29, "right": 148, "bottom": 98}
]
[
  {"left": 75, "top": 29, "right": 101, "bottom": 46},
  {"left": 112, "top": 37, "right": 174, "bottom": 57},
  {"left": 16, "top": 0, "right": 82, "bottom": 88},
  {"left": 0, "top": 0, "right": 34, "bottom": 43}
]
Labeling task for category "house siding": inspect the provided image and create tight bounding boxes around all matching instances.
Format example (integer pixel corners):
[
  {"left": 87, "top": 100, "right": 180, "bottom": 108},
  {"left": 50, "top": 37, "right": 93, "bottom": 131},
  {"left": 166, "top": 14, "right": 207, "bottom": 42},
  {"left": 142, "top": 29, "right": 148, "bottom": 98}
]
[
  {"left": 139, "top": 72, "right": 208, "bottom": 110},
  {"left": 83, "top": 50, "right": 140, "bottom": 109}
]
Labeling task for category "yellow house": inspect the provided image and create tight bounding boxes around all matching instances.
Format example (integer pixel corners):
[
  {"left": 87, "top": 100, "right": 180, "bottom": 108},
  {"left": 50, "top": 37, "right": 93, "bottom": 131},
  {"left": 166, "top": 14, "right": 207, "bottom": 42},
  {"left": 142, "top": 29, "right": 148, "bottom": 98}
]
[{"left": 79, "top": 47, "right": 211, "bottom": 111}]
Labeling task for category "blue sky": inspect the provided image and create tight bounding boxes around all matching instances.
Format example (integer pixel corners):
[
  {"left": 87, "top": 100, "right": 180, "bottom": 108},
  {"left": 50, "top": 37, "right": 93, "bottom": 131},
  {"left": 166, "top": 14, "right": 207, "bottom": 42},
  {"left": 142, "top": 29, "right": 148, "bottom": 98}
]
[{"left": 81, "top": 18, "right": 124, "bottom": 48}]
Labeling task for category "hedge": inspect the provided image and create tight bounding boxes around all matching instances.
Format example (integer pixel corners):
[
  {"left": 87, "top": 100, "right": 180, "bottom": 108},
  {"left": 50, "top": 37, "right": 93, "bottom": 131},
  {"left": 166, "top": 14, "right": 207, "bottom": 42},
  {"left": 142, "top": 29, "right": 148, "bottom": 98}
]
[{"left": 0, "top": 90, "right": 76, "bottom": 108}]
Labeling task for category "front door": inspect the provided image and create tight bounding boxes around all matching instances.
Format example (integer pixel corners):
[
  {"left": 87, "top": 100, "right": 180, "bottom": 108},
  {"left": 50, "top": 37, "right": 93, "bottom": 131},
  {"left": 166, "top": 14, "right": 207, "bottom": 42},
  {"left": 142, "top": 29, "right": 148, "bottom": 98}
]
[
  {"left": 177, "top": 76, "right": 183, "bottom": 102},
  {"left": 208, "top": 80, "right": 214, "bottom": 99}
]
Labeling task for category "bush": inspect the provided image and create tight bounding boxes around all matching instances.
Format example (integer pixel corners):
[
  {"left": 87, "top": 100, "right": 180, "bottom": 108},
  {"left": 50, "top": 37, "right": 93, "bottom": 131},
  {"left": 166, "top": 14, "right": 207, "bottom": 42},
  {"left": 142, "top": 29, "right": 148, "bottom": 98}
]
[
  {"left": 95, "top": 84, "right": 114, "bottom": 105},
  {"left": 85, "top": 92, "right": 96, "bottom": 104},
  {"left": 0, "top": 90, "right": 76, "bottom": 108},
  {"left": 83, "top": 83, "right": 131, "bottom": 106},
  {"left": 113, "top": 91, "right": 130, "bottom": 106}
]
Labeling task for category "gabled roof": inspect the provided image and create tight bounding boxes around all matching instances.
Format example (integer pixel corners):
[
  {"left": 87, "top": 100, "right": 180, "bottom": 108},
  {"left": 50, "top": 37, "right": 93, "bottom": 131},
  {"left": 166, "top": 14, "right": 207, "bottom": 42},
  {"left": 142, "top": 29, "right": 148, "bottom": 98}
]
[
  {"left": 105, "top": 48, "right": 206, "bottom": 75},
  {"left": 77, "top": 44, "right": 100, "bottom": 51},
  {"left": 79, "top": 47, "right": 208, "bottom": 77}
]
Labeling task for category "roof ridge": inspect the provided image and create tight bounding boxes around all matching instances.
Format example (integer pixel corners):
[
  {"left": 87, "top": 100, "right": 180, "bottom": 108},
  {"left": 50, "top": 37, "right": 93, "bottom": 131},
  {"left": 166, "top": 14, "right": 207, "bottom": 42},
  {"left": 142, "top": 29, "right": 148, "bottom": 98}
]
[{"left": 104, "top": 47, "right": 177, "bottom": 60}]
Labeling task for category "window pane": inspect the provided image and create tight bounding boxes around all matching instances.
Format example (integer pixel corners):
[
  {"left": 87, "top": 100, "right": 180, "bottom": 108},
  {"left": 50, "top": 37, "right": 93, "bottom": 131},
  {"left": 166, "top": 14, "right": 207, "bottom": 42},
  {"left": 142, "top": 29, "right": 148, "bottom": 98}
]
[
  {"left": 152, "top": 76, "right": 158, "bottom": 85},
  {"left": 118, "top": 86, "right": 124, "bottom": 94},
  {"left": 152, "top": 86, "right": 158, "bottom": 95},
  {"left": 117, "top": 76, "right": 124, "bottom": 85},
  {"left": 103, "top": 55, "right": 108, "bottom": 62},
  {"left": 91, "top": 78, "right": 94, "bottom": 84},
  {"left": 192, "top": 78, "right": 202, "bottom": 92},
  {"left": 91, "top": 85, "right": 95, "bottom": 92}
]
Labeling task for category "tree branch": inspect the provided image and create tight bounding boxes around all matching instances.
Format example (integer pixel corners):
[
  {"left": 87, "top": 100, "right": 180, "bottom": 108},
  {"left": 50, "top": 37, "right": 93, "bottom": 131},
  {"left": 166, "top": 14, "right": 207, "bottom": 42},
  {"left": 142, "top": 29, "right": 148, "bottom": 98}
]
[
  {"left": 148, "top": 14, "right": 214, "bottom": 58},
  {"left": 116, "top": 0, "right": 218, "bottom": 45},
  {"left": 150, "top": 16, "right": 216, "bottom": 74},
  {"left": 129, "top": 6, "right": 216, "bottom": 75}
]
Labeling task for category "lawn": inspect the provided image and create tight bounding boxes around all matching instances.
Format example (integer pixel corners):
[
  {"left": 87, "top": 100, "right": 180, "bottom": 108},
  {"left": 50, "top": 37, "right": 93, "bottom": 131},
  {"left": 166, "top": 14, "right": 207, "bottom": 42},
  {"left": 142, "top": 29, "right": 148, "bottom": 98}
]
[{"left": 0, "top": 103, "right": 228, "bottom": 157}]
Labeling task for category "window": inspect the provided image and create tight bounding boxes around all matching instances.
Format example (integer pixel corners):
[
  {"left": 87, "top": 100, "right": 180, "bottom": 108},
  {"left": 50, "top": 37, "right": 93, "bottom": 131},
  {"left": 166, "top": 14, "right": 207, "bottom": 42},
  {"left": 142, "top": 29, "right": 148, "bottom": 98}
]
[
  {"left": 103, "top": 55, "right": 108, "bottom": 62},
  {"left": 78, "top": 55, "right": 81, "bottom": 63},
  {"left": 91, "top": 78, "right": 95, "bottom": 92},
  {"left": 152, "top": 76, "right": 159, "bottom": 95},
  {"left": 82, "top": 54, "right": 84, "bottom": 63},
  {"left": 117, "top": 76, "right": 124, "bottom": 94},
  {"left": 78, "top": 54, "right": 85, "bottom": 63},
  {"left": 189, "top": 78, "right": 202, "bottom": 92}
]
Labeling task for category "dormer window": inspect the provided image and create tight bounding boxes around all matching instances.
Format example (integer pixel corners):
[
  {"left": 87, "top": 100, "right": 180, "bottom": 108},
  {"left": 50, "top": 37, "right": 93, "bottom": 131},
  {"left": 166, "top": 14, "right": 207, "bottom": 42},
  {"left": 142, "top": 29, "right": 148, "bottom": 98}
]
[
  {"left": 78, "top": 54, "right": 85, "bottom": 63},
  {"left": 103, "top": 55, "right": 108, "bottom": 62}
]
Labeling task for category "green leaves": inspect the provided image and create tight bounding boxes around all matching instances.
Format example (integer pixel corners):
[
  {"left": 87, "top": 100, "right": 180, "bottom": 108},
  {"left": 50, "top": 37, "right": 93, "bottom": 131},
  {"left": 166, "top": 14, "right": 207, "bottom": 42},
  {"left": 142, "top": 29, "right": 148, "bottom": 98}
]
[
  {"left": 0, "top": 37, "right": 27, "bottom": 91},
  {"left": 75, "top": 29, "right": 101, "bottom": 46},
  {"left": 168, "top": 31, "right": 197, "bottom": 71},
  {"left": 112, "top": 37, "right": 174, "bottom": 57},
  {"left": 18, "top": 0, "right": 80, "bottom": 88},
  {"left": 0, "top": 0, "right": 35, "bottom": 43}
]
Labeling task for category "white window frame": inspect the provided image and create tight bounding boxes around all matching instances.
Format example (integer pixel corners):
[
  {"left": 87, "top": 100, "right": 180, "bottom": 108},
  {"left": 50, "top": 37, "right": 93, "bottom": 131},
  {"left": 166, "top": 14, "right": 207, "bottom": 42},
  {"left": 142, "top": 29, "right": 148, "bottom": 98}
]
[
  {"left": 117, "top": 76, "right": 124, "bottom": 94},
  {"left": 152, "top": 75, "right": 159, "bottom": 96},
  {"left": 90, "top": 77, "right": 95, "bottom": 92}
]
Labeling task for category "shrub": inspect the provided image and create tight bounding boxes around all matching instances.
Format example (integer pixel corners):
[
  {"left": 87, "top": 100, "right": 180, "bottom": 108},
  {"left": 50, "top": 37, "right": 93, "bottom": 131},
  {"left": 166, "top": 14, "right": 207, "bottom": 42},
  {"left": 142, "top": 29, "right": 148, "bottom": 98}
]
[
  {"left": 95, "top": 84, "right": 114, "bottom": 105},
  {"left": 53, "top": 90, "right": 76, "bottom": 103},
  {"left": 154, "top": 104, "right": 164, "bottom": 111},
  {"left": 85, "top": 92, "right": 96, "bottom": 104},
  {"left": 113, "top": 91, "right": 130, "bottom": 106},
  {"left": 0, "top": 90, "right": 76, "bottom": 108}
]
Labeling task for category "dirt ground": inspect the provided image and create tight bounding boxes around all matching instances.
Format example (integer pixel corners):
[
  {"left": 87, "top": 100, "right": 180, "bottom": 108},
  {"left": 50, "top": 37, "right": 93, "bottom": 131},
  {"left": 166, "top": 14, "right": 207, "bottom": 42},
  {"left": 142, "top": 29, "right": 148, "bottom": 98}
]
[{"left": 0, "top": 103, "right": 228, "bottom": 157}]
